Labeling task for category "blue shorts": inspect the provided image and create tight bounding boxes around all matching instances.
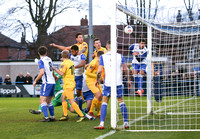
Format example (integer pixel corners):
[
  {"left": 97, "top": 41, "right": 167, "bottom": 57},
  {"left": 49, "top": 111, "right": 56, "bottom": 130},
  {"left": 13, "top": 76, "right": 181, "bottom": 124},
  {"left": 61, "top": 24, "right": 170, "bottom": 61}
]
[
  {"left": 75, "top": 75, "right": 83, "bottom": 91},
  {"left": 103, "top": 85, "right": 123, "bottom": 98},
  {"left": 83, "top": 90, "right": 94, "bottom": 101},
  {"left": 40, "top": 83, "right": 55, "bottom": 97},
  {"left": 132, "top": 63, "right": 146, "bottom": 72}
]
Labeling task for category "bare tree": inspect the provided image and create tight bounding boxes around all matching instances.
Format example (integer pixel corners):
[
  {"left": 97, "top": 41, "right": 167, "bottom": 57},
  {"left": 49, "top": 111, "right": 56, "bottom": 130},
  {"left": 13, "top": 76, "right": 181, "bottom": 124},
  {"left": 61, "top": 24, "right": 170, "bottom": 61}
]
[
  {"left": 0, "top": 0, "right": 82, "bottom": 51},
  {"left": 184, "top": 0, "right": 194, "bottom": 21},
  {"left": 127, "top": 0, "right": 160, "bottom": 24},
  {"left": 25, "top": 0, "right": 81, "bottom": 47},
  {"left": 153, "top": 0, "right": 160, "bottom": 19}
]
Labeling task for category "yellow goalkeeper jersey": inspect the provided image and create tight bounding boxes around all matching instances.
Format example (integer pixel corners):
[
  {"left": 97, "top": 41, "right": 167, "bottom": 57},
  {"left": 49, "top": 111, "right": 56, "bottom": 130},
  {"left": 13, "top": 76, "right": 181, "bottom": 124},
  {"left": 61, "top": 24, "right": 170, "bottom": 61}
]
[{"left": 59, "top": 59, "right": 75, "bottom": 89}]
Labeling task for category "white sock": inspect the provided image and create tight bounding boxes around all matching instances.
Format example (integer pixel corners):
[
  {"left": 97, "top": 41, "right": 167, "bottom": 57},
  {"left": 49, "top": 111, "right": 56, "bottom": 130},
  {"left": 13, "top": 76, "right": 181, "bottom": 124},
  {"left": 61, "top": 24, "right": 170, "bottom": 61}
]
[
  {"left": 100, "top": 121, "right": 104, "bottom": 127},
  {"left": 50, "top": 116, "right": 55, "bottom": 119},
  {"left": 85, "top": 114, "right": 91, "bottom": 119}
]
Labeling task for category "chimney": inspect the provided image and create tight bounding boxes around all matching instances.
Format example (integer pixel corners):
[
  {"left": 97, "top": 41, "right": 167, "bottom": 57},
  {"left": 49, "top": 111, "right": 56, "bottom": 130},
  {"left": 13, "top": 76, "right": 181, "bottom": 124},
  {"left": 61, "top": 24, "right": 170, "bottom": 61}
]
[
  {"left": 21, "top": 32, "right": 26, "bottom": 45},
  {"left": 81, "top": 15, "right": 88, "bottom": 26}
]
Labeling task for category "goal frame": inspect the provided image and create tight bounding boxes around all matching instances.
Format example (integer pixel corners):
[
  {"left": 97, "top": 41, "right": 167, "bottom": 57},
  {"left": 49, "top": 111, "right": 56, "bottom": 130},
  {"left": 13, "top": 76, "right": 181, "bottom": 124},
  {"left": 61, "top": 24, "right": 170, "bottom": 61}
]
[{"left": 110, "top": 1, "right": 200, "bottom": 131}]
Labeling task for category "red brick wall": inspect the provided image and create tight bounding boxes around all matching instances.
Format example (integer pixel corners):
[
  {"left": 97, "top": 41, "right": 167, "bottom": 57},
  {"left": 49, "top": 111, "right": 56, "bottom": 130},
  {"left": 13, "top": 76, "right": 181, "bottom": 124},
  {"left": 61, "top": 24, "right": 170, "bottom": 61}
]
[
  {"left": 0, "top": 48, "right": 8, "bottom": 60},
  {"left": 0, "top": 48, "right": 26, "bottom": 60},
  {"left": 8, "top": 48, "right": 26, "bottom": 60}
]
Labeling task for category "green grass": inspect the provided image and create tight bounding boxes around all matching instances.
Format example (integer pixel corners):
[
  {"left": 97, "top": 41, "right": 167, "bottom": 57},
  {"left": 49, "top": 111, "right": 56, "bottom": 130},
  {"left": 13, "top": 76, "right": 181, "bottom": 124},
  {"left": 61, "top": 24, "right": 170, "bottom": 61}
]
[{"left": 0, "top": 97, "right": 200, "bottom": 139}]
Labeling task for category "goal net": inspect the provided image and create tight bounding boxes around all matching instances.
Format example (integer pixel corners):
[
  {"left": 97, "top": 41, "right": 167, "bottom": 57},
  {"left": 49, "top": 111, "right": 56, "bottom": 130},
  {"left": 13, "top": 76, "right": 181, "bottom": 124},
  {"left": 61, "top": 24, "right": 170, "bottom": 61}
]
[{"left": 111, "top": 1, "right": 200, "bottom": 131}]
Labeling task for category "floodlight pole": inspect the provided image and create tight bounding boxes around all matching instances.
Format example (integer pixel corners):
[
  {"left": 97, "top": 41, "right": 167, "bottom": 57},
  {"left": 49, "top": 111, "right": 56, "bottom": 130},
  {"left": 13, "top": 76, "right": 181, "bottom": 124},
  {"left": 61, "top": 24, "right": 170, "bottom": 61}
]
[{"left": 89, "top": 0, "right": 93, "bottom": 62}]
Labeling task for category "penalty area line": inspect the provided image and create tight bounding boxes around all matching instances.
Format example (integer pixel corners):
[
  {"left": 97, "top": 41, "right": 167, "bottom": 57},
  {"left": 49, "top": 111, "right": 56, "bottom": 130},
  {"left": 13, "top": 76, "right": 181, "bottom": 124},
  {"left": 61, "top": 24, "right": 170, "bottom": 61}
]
[{"left": 95, "top": 130, "right": 116, "bottom": 139}]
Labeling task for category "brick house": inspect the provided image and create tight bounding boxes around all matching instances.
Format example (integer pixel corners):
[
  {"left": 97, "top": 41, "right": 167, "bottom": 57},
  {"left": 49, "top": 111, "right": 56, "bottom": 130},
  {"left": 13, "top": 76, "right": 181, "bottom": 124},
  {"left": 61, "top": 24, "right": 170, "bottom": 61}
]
[
  {"left": 0, "top": 33, "right": 26, "bottom": 60},
  {"left": 28, "top": 16, "right": 145, "bottom": 60}
]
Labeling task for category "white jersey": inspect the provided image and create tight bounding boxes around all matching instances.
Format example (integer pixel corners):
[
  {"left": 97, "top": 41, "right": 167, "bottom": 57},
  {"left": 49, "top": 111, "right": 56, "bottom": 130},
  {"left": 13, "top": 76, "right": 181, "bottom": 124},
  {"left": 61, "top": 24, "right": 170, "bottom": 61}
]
[
  {"left": 129, "top": 43, "right": 148, "bottom": 64},
  {"left": 38, "top": 56, "right": 55, "bottom": 84},
  {"left": 70, "top": 53, "right": 86, "bottom": 76},
  {"left": 99, "top": 51, "right": 125, "bottom": 86},
  {"left": 82, "top": 71, "right": 90, "bottom": 92}
]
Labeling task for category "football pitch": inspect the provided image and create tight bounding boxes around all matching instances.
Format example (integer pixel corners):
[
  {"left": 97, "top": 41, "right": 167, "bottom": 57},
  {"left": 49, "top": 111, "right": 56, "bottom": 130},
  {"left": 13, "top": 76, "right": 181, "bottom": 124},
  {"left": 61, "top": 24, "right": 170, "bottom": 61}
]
[{"left": 0, "top": 97, "right": 200, "bottom": 139}]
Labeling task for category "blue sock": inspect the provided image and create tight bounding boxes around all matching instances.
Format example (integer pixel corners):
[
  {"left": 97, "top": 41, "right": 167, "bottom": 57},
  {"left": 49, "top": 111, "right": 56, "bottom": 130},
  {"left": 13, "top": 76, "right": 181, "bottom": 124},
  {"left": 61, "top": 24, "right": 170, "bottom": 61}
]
[
  {"left": 78, "top": 96, "right": 83, "bottom": 111},
  {"left": 100, "top": 103, "right": 108, "bottom": 122},
  {"left": 138, "top": 75, "right": 143, "bottom": 90},
  {"left": 133, "top": 75, "right": 138, "bottom": 89},
  {"left": 134, "top": 76, "right": 138, "bottom": 84},
  {"left": 120, "top": 102, "right": 128, "bottom": 122},
  {"left": 48, "top": 102, "right": 54, "bottom": 117},
  {"left": 41, "top": 103, "right": 48, "bottom": 118},
  {"left": 83, "top": 108, "right": 88, "bottom": 113}
]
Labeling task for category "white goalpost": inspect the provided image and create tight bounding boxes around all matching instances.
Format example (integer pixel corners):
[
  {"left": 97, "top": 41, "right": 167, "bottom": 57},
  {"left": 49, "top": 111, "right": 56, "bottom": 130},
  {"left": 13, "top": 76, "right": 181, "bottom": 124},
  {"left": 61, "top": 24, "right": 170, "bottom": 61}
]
[
  {"left": 110, "top": 0, "right": 117, "bottom": 129},
  {"left": 110, "top": 1, "right": 200, "bottom": 131}
]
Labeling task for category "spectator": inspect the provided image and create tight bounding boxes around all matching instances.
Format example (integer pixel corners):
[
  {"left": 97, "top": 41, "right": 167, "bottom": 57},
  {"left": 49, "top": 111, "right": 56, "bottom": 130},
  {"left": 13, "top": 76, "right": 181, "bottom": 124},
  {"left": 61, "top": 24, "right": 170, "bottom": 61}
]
[
  {"left": 15, "top": 72, "right": 25, "bottom": 84},
  {"left": 176, "top": 10, "right": 182, "bottom": 22},
  {"left": 4, "top": 74, "right": 12, "bottom": 85},
  {"left": 24, "top": 72, "right": 33, "bottom": 84},
  {"left": 153, "top": 71, "right": 163, "bottom": 102},
  {"left": 0, "top": 75, "right": 2, "bottom": 85}
]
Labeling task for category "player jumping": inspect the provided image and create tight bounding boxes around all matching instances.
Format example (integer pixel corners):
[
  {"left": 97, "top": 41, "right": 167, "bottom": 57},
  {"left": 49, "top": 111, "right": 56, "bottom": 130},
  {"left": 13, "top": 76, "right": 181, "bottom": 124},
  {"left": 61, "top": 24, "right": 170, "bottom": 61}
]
[{"left": 129, "top": 38, "right": 148, "bottom": 96}]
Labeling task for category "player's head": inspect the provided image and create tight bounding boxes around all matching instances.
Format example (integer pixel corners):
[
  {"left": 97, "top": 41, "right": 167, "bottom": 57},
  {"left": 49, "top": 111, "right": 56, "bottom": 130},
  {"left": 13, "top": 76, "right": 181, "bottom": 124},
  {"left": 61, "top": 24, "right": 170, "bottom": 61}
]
[
  {"left": 76, "top": 32, "right": 83, "bottom": 44},
  {"left": 38, "top": 46, "right": 48, "bottom": 56},
  {"left": 61, "top": 50, "right": 69, "bottom": 59},
  {"left": 97, "top": 51, "right": 104, "bottom": 58},
  {"left": 71, "top": 45, "right": 79, "bottom": 56},
  {"left": 106, "top": 40, "right": 111, "bottom": 50},
  {"left": 93, "top": 38, "right": 101, "bottom": 49},
  {"left": 138, "top": 39, "right": 146, "bottom": 49}
]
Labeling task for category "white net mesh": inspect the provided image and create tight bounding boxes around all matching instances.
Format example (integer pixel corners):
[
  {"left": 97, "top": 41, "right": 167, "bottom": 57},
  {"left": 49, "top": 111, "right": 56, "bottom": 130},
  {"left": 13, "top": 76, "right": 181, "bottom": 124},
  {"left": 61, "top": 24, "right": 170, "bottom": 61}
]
[{"left": 115, "top": 2, "right": 200, "bottom": 130}]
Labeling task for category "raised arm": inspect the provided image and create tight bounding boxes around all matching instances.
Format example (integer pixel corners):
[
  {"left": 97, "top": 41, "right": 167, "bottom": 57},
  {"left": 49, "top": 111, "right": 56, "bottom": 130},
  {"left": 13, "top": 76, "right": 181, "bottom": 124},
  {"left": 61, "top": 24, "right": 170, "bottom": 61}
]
[{"left": 49, "top": 43, "right": 71, "bottom": 51}]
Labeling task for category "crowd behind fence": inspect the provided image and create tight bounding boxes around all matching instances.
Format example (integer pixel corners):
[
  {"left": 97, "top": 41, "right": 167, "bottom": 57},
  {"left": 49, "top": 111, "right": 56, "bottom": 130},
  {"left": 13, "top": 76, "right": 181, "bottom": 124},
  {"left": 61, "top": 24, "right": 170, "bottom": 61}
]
[
  {"left": 0, "top": 72, "right": 200, "bottom": 97},
  {"left": 123, "top": 72, "right": 200, "bottom": 97}
]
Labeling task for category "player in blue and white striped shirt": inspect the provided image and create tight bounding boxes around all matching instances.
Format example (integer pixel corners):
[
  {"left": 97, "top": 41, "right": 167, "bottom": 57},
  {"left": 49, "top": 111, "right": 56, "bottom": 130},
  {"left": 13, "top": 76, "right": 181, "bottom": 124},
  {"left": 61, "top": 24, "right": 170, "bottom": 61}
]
[
  {"left": 129, "top": 39, "right": 148, "bottom": 96},
  {"left": 69, "top": 45, "right": 86, "bottom": 110},
  {"left": 33, "top": 46, "right": 55, "bottom": 122}
]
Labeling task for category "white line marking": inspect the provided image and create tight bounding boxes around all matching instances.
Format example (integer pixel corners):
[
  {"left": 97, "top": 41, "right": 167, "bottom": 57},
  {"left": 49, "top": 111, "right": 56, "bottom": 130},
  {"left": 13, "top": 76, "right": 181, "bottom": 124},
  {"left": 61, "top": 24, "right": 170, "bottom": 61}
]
[
  {"left": 95, "top": 130, "right": 116, "bottom": 139},
  {"left": 123, "top": 129, "right": 200, "bottom": 132}
]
